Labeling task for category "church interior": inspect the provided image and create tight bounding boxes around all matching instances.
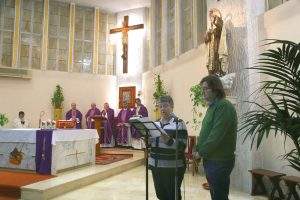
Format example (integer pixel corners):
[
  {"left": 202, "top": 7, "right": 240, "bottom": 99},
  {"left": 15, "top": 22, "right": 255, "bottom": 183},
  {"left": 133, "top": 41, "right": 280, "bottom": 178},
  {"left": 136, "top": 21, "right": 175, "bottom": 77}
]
[{"left": 0, "top": 0, "right": 299, "bottom": 199}]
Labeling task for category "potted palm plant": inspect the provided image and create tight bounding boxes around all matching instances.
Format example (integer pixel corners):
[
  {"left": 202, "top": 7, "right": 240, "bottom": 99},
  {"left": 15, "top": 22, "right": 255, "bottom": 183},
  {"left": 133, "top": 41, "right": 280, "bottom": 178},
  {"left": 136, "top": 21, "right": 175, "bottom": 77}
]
[
  {"left": 51, "top": 85, "right": 64, "bottom": 121},
  {"left": 153, "top": 74, "right": 168, "bottom": 120},
  {"left": 0, "top": 113, "right": 9, "bottom": 127},
  {"left": 240, "top": 40, "right": 300, "bottom": 171}
]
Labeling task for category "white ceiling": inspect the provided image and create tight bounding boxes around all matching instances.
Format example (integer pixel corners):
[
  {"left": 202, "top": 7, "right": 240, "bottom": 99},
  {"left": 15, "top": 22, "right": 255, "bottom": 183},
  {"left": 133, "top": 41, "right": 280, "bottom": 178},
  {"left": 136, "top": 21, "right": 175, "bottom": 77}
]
[{"left": 58, "top": 0, "right": 151, "bottom": 13}]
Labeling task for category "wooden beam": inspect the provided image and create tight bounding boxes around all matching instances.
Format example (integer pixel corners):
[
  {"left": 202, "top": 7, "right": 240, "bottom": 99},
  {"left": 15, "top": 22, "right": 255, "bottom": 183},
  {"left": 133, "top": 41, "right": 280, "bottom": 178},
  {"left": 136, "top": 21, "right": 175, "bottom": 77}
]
[
  {"left": 67, "top": 3, "right": 75, "bottom": 72},
  {"left": 12, "top": 0, "right": 21, "bottom": 68},
  {"left": 41, "top": 0, "right": 49, "bottom": 70}
]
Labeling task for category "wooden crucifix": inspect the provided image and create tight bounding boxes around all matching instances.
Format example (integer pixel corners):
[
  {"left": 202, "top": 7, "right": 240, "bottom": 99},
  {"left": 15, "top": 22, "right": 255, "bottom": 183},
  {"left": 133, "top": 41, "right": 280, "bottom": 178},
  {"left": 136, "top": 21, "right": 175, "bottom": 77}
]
[{"left": 110, "top": 16, "right": 144, "bottom": 74}]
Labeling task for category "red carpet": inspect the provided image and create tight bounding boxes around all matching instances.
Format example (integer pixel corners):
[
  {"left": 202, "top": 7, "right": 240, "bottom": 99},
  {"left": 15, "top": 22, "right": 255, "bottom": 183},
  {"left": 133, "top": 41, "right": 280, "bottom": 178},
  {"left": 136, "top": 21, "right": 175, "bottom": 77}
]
[
  {"left": 96, "top": 153, "right": 133, "bottom": 165},
  {"left": 0, "top": 171, "right": 54, "bottom": 200}
]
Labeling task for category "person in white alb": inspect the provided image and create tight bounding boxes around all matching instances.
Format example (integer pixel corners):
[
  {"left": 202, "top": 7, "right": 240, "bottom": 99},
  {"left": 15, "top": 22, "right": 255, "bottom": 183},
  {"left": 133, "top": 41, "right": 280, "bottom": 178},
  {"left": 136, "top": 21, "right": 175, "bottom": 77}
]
[{"left": 13, "top": 111, "right": 30, "bottom": 128}]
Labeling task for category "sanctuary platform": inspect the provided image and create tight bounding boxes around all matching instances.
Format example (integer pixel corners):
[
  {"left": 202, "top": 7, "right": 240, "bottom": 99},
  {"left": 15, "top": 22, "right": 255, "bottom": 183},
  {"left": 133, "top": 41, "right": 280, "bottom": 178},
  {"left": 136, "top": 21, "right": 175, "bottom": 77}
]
[{"left": 11, "top": 148, "right": 143, "bottom": 200}]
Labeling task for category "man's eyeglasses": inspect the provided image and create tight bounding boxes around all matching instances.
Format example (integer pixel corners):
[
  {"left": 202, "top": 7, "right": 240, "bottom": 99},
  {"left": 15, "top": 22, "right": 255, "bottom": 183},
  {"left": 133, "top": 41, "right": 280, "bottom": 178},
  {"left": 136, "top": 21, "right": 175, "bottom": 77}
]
[{"left": 202, "top": 87, "right": 212, "bottom": 91}]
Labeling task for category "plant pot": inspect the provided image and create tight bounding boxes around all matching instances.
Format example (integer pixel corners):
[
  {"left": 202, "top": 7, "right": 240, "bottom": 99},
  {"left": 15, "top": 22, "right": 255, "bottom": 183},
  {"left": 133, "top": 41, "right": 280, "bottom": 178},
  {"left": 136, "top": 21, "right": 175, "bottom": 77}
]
[
  {"left": 154, "top": 106, "right": 161, "bottom": 121},
  {"left": 54, "top": 108, "right": 63, "bottom": 121}
]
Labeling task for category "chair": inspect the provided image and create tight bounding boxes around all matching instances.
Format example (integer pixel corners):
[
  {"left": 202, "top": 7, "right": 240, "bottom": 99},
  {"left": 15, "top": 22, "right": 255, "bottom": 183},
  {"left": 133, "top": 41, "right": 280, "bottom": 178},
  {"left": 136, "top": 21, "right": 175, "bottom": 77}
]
[{"left": 185, "top": 135, "right": 199, "bottom": 176}]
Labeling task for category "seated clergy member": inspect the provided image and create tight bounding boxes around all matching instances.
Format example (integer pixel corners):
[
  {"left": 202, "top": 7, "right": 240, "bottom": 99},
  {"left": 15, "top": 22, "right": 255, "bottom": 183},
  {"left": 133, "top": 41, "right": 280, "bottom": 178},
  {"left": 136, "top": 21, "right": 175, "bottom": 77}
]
[
  {"left": 100, "top": 102, "right": 115, "bottom": 147},
  {"left": 85, "top": 103, "right": 101, "bottom": 129},
  {"left": 116, "top": 101, "right": 134, "bottom": 146},
  {"left": 149, "top": 95, "right": 187, "bottom": 200},
  {"left": 131, "top": 98, "right": 148, "bottom": 149},
  {"left": 65, "top": 103, "right": 83, "bottom": 129},
  {"left": 13, "top": 111, "right": 30, "bottom": 128},
  {"left": 133, "top": 98, "right": 148, "bottom": 117}
]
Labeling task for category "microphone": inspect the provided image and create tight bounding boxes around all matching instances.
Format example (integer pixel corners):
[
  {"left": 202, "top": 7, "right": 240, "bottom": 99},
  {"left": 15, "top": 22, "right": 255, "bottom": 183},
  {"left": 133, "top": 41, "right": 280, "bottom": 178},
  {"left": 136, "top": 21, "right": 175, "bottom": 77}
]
[{"left": 171, "top": 113, "right": 183, "bottom": 122}]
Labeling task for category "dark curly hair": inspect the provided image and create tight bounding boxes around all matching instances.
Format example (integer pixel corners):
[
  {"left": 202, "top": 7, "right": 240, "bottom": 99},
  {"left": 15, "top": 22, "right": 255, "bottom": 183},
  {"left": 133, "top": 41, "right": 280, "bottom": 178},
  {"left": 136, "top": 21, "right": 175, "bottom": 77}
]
[{"left": 200, "top": 75, "right": 225, "bottom": 99}]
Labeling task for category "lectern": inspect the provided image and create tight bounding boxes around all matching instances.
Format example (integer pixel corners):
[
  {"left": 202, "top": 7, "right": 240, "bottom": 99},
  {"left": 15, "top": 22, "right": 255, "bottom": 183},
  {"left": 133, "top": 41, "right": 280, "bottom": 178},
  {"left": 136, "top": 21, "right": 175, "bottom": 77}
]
[{"left": 92, "top": 115, "right": 107, "bottom": 155}]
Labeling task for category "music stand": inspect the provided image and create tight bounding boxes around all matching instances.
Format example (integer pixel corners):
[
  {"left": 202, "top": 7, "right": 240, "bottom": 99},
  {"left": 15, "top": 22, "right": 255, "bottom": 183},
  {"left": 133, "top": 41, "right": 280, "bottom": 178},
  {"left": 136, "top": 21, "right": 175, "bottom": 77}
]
[{"left": 129, "top": 118, "right": 165, "bottom": 200}]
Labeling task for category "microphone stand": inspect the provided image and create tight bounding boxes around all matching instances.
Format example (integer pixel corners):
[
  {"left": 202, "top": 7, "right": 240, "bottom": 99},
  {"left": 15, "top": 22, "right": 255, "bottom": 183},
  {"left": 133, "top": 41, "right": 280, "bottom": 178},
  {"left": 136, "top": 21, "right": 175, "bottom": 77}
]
[
  {"left": 145, "top": 129, "right": 149, "bottom": 200},
  {"left": 129, "top": 119, "right": 160, "bottom": 200},
  {"left": 174, "top": 117, "right": 179, "bottom": 200}
]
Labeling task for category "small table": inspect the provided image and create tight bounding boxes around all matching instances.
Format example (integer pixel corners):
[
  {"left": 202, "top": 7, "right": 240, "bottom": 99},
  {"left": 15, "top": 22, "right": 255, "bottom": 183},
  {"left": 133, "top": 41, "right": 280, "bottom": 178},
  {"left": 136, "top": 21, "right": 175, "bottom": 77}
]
[
  {"left": 249, "top": 169, "right": 286, "bottom": 200},
  {"left": 281, "top": 176, "right": 300, "bottom": 200}
]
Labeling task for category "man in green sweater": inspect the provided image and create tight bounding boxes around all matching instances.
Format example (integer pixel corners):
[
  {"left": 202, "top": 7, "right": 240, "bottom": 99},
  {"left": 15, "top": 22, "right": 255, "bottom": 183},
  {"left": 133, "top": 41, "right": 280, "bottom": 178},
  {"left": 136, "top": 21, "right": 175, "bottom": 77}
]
[{"left": 196, "top": 75, "right": 237, "bottom": 200}]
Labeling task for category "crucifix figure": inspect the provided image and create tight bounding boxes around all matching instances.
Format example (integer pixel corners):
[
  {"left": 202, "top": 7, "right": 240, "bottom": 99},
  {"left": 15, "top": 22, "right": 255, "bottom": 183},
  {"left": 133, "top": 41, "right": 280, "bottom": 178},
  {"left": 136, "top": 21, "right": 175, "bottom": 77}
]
[{"left": 110, "top": 16, "right": 144, "bottom": 74}]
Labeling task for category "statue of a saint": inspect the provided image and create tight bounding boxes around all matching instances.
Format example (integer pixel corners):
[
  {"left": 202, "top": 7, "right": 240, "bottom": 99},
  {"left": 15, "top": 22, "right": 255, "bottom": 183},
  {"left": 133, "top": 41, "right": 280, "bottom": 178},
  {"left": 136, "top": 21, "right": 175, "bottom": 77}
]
[{"left": 205, "top": 9, "right": 227, "bottom": 76}]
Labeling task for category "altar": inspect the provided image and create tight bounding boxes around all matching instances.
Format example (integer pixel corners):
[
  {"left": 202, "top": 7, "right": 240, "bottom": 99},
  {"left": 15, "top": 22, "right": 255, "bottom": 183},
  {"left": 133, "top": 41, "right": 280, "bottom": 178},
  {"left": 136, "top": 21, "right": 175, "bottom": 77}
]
[{"left": 0, "top": 129, "right": 99, "bottom": 174}]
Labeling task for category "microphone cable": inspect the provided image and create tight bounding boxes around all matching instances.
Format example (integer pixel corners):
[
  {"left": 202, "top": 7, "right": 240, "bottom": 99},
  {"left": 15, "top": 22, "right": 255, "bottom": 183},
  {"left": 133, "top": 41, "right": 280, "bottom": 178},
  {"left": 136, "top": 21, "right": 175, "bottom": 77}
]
[{"left": 183, "top": 173, "right": 186, "bottom": 200}]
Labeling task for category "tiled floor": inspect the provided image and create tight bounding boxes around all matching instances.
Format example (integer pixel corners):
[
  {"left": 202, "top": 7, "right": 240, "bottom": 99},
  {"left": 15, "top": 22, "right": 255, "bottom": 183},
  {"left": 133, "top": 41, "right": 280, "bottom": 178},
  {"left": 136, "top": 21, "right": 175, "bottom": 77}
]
[{"left": 51, "top": 166, "right": 267, "bottom": 200}]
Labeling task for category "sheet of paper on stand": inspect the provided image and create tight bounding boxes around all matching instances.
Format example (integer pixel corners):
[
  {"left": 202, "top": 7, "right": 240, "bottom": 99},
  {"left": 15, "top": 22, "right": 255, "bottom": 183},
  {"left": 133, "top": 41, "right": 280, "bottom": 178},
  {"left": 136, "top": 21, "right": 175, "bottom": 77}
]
[{"left": 129, "top": 117, "right": 166, "bottom": 138}]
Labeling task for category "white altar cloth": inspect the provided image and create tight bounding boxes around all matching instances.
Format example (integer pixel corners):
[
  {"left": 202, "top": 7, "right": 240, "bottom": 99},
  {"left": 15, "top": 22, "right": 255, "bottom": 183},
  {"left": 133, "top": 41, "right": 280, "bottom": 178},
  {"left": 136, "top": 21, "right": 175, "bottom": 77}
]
[
  {"left": 0, "top": 129, "right": 99, "bottom": 174},
  {"left": 0, "top": 128, "right": 37, "bottom": 143}
]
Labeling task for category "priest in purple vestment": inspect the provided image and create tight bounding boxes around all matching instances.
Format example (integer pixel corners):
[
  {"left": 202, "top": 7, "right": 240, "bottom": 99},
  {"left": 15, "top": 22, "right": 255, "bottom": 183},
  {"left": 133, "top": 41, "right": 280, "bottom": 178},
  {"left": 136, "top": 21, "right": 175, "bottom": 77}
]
[
  {"left": 100, "top": 103, "right": 115, "bottom": 146},
  {"left": 65, "top": 103, "right": 83, "bottom": 129},
  {"left": 116, "top": 101, "right": 134, "bottom": 146},
  {"left": 131, "top": 98, "right": 149, "bottom": 138},
  {"left": 85, "top": 103, "right": 101, "bottom": 129}
]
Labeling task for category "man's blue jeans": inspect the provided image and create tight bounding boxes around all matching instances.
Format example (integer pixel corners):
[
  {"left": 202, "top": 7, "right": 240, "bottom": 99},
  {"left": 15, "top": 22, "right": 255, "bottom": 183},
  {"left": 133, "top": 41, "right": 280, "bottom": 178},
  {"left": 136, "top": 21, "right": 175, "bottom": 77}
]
[{"left": 203, "top": 159, "right": 235, "bottom": 200}]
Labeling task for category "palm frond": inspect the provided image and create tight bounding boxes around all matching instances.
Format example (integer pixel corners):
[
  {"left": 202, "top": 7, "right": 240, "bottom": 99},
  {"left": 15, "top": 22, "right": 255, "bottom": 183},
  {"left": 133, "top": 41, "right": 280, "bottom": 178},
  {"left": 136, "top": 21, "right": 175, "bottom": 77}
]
[
  {"left": 284, "top": 149, "right": 300, "bottom": 171},
  {"left": 241, "top": 39, "right": 300, "bottom": 171}
]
